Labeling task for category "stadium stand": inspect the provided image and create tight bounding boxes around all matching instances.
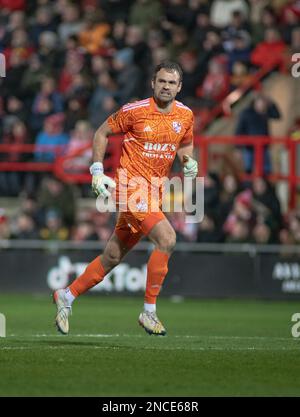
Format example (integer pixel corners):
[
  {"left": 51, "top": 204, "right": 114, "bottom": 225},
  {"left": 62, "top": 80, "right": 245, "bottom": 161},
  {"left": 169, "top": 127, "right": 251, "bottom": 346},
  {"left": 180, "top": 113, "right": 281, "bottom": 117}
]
[{"left": 0, "top": 0, "right": 300, "bottom": 245}]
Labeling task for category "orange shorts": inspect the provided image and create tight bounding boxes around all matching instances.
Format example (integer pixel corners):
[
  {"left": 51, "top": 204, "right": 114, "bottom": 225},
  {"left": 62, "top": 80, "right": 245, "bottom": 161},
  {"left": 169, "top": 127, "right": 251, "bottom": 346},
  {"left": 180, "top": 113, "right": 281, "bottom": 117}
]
[
  {"left": 113, "top": 176, "right": 166, "bottom": 248},
  {"left": 114, "top": 210, "right": 166, "bottom": 249}
]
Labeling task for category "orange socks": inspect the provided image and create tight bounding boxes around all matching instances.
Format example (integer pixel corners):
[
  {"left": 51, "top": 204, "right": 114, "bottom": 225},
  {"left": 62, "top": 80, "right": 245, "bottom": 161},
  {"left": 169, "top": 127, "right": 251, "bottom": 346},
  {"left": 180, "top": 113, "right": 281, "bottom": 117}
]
[
  {"left": 68, "top": 250, "right": 169, "bottom": 303},
  {"left": 145, "top": 249, "right": 170, "bottom": 304},
  {"left": 68, "top": 256, "right": 106, "bottom": 297}
]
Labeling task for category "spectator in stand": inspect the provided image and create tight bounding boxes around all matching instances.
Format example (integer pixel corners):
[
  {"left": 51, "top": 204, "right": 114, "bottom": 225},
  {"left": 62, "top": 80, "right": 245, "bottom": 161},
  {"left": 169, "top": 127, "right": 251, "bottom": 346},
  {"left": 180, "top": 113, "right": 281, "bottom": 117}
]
[
  {"left": 91, "top": 211, "right": 114, "bottom": 242},
  {"left": 0, "top": 209, "right": 10, "bottom": 239},
  {"left": 235, "top": 93, "right": 281, "bottom": 175},
  {"left": 21, "top": 54, "right": 48, "bottom": 99},
  {"left": 112, "top": 48, "right": 142, "bottom": 106},
  {"left": 289, "top": 119, "right": 300, "bottom": 151},
  {"left": 64, "top": 96, "right": 88, "bottom": 133},
  {"left": 286, "top": 210, "right": 300, "bottom": 244},
  {"left": 227, "top": 32, "right": 252, "bottom": 74},
  {"left": 31, "top": 76, "right": 64, "bottom": 134},
  {"left": 4, "top": 95, "right": 28, "bottom": 122},
  {"left": 223, "top": 189, "right": 254, "bottom": 242},
  {"left": 252, "top": 177, "right": 282, "bottom": 233},
  {"left": 1, "top": 48, "right": 27, "bottom": 98},
  {"left": 19, "top": 194, "right": 39, "bottom": 226},
  {"left": 163, "top": 0, "right": 195, "bottom": 31},
  {"left": 110, "top": 20, "right": 127, "bottom": 50},
  {"left": 210, "top": 0, "right": 249, "bottom": 28},
  {"left": 39, "top": 209, "right": 69, "bottom": 240},
  {"left": 90, "top": 55, "right": 110, "bottom": 78},
  {"left": 202, "top": 172, "right": 221, "bottom": 219},
  {"left": 196, "top": 56, "right": 230, "bottom": 108},
  {"left": 251, "top": 28, "right": 287, "bottom": 71},
  {"left": 100, "top": 0, "right": 133, "bottom": 23},
  {"left": 11, "top": 213, "right": 39, "bottom": 239},
  {"left": 248, "top": 0, "right": 270, "bottom": 30},
  {"left": 37, "top": 31, "right": 64, "bottom": 72},
  {"left": 0, "top": 10, "right": 26, "bottom": 52},
  {"left": 290, "top": 26, "right": 300, "bottom": 54},
  {"left": 0, "top": 1, "right": 26, "bottom": 13},
  {"left": 252, "top": 222, "right": 273, "bottom": 244},
  {"left": 167, "top": 25, "right": 195, "bottom": 61},
  {"left": 230, "top": 61, "right": 255, "bottom": 89},
  {"left": 129, "top": 0, "right": 163, "bottom": 35},
  {"left": 177, "top": 51, "right": 205, "bottom": 105},
  {"left": 64, "top": 72, "right": 92, "bottom": 106},
  {"left": 197, "top": 213, "right": 224, "bottom": 242},
  {"left": 147, "top": 28, "right": 166, "bottom": 55},
  {"left": 6, "top": 9, "right": 26, "bottom": 32},
  {"left": 71, "top": 221, "right": 98, "bottom": 241},
  {"left": 192, "top": 11, "right": 216, "bottom": 49},
  {"left": 222, "top": 9, "right": 251, "bottom": 53},
  {"left": 198, "top": 30, "right": 225, "bottom": 74},
  {"left": 188, "top": 0, "right": 211, "bottom": 21},
  {"left": 251, "top": 5, "right": 278, "bottom": 45},
  {"left": 125, "top": 25, "right": 151, "bottom": 73},
  {"left": 29, "top": 6, "right": 57, "bottom": 47},
  {"left": 219, "top": 173, "right": 242, "bottom": 225},
  {"left": 36, "top": 176, "right": 76, "bottom": 228},
  {"left": 3, "top": 28, "right": 34, "bottom": 71},
  {"left": 225, "top": 219, "right": 250, "bottom": 243},
  {"left": 0, "top": 118, "right": 28, "bottom": 196},
  {"left": 88, "top": 70, "right": 118, "bottom": 128},
  {"left": 281, "top": 0, "right": 300, "bottom": 44},
  {"left": 65, "top": 120, "right": 93, "bottom": 170},
  {"left": 34, "top": 113, "right": 69, "bottom": 163},
  {"left": 58, "top": 50, "right": 85, "bottom": 95},
  {"left": 79, "top": 10, "right": 110, "bottom": 55},
  {"left": 168, "top": 211, "right": 197, "bottom": 242},
  {"left": 279, "top": 227, "right": 296, "bottom": 246},
  {"left": 57, "top": 3, "right": 84, "bottom": 44},
  {"left": 1, "top": 118, "right": 28, "bottom": 162}
]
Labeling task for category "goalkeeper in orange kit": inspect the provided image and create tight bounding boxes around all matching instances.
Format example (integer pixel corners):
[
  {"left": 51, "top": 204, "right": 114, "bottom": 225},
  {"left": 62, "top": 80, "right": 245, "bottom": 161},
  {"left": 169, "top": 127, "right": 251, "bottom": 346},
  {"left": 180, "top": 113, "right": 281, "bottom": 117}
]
[{"left": 53, "top": 61, "right": 198, "bottom": 336}]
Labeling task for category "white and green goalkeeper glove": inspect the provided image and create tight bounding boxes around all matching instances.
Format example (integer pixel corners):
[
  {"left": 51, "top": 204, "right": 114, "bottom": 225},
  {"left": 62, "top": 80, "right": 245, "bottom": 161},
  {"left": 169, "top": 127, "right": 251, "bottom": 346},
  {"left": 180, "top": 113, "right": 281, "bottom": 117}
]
[
  {"left": 90, "top": 162, "right": 116, "bottom": 198},
  {"left": 183, "top": 155, "right": 198, "bottom": 179}
]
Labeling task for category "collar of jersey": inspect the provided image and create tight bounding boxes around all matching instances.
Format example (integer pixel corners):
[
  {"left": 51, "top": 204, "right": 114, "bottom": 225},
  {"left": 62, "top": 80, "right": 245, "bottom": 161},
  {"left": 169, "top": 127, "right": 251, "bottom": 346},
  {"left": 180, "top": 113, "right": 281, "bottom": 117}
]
[{"left": 150, "top": 97, "right": 176, "bottom": 115}]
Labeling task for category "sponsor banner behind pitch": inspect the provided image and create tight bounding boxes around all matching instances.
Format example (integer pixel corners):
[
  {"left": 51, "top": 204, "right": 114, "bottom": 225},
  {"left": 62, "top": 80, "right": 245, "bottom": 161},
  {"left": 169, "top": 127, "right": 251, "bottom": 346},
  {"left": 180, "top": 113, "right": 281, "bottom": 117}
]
[{"left": 1, "top": 249, "right": 300, "bottom": 299}]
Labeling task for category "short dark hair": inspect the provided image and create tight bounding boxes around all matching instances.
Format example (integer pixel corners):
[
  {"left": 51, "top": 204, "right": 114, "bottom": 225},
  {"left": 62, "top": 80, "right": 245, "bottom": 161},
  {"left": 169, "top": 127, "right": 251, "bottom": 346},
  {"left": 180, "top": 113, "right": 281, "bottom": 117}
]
[{"left": 153, "top": 61, "right": 183, "bottom": 83}]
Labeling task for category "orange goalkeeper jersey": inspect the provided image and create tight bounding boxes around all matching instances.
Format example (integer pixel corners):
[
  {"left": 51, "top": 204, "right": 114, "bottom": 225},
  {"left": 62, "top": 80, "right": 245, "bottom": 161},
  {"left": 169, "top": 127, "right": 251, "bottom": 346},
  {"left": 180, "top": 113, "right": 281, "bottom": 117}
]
[{"left": 107, "top": 97, "right": 194, "bottom": 183}]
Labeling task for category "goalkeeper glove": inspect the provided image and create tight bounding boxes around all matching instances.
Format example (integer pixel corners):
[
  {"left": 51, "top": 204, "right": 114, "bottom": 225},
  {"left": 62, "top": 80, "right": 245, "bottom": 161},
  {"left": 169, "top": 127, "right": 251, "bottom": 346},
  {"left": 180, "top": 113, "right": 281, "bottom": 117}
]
[
  {"left": 183, "top": 155, "right": 198, "bottom": 179},
  {"left": 90, "top": 162, "right": 116, "bottom": 198}
]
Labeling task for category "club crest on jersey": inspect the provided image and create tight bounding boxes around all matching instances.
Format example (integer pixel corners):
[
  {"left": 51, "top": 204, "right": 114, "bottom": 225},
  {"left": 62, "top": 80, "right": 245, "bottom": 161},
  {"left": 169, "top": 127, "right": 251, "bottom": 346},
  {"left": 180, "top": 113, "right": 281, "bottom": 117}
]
[{"left": 172, "top": 121, "right": 182, "bottom": 133}]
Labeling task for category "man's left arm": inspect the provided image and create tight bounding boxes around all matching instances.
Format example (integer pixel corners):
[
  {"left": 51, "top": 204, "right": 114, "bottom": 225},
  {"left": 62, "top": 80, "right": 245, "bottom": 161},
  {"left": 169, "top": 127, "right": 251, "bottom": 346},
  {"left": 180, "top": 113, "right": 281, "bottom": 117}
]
[
  {"left": 177, "top": 143, "right": 194, "bottom": 164},
  {"left": 177, "top": 112, "right": 198, "bottom": 178},
  {"left": 177, "top": 144, "right": 198, "bottom": 178}
]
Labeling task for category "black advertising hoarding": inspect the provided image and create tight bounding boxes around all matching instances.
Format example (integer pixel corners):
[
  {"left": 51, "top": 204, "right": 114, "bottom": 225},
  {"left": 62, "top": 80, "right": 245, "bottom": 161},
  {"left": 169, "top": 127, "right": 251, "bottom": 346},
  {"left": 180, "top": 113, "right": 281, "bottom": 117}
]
[
  {"left": 259, "top": 253, "right": 300, "bottom": 299},
  {"left": 0, "top": 244, "right": 300, "bottom": 299}
]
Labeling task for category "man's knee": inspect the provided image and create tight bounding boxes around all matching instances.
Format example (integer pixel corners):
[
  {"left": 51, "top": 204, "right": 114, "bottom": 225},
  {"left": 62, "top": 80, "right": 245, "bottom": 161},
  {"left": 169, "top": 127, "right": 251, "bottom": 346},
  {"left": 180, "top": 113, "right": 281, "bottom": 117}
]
[
  {"left": 157, "top": 229, "right": 177, "bottom": 253},
  {"left": 102, "top": 248, "right": 122, "bottom": 269}
]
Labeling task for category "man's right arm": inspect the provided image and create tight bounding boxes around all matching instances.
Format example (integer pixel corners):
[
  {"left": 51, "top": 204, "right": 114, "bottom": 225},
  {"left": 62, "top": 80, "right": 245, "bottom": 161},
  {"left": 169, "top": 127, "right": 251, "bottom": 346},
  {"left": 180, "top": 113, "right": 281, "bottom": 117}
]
[
  {"left": 92, "top": 120, "right": 113, "bottom": 163},
  {"left": 90, "top": 120, "right": 116, "bottom": 198}
]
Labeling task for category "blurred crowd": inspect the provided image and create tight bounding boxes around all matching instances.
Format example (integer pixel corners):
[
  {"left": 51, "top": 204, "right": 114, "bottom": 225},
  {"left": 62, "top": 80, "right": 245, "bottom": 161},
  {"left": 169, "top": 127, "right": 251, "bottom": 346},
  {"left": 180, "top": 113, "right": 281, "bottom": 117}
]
[
  {"left": 0, "top": 173, "right": 300, "bottom": 246},
  {"left": 0, "top": 0, "right": 300, "bottom": 242},
  {"left": 0, "top": 2, "right": 299, "bottom": 180}
]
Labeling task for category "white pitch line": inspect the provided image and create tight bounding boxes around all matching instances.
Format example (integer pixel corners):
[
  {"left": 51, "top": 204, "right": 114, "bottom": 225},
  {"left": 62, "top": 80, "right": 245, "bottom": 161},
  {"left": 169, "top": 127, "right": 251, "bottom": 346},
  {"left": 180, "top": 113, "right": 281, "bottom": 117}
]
[
  {"left": 6, "top": 334, "right": 296, "bottom": 341},
  {"left": 0, "top": 346, "right": 299, "bottom": 352}
]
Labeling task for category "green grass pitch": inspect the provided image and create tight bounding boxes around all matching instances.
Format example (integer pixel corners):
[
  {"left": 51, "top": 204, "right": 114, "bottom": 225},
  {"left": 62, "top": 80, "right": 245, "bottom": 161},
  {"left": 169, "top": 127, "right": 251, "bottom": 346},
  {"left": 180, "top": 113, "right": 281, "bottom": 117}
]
[{"left": 0, "top": 294, "right": 300, "bottom": 396}]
